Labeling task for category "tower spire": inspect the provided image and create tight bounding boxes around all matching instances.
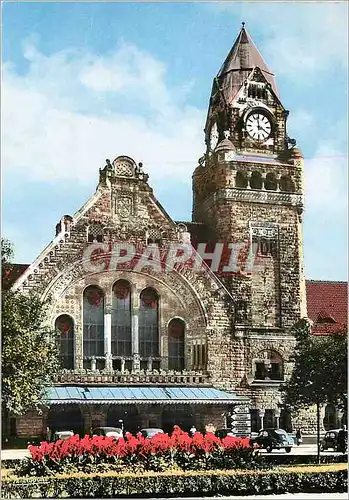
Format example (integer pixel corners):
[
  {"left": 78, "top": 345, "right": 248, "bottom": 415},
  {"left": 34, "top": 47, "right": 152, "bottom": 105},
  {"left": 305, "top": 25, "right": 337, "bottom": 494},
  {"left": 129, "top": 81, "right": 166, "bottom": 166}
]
[{"left": 217, "top": 24, "right": 279, "bottom": 99}]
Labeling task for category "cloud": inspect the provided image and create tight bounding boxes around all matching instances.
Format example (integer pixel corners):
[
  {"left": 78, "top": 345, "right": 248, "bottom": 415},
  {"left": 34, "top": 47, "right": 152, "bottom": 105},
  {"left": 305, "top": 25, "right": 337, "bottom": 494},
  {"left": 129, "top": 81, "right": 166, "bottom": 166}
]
[
  {"left": 2, "top": 33, "right": 347, "bottom": 279},
  {"left": 2, "top": 39, "right": 205, "bottom": 186},
  {"left": 207, "top": 2, "right": 348, "bottom": 79},
  {"left": 304, "top": 145, "right": 347, "bottom": 213}
]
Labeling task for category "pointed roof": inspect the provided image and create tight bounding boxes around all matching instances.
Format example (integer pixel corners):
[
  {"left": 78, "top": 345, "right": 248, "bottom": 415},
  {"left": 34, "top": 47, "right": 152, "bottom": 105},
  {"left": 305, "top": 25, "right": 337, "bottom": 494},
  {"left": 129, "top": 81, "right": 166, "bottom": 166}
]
[{"left": 216, "top": 24, "right": 279, "bottom": 100}]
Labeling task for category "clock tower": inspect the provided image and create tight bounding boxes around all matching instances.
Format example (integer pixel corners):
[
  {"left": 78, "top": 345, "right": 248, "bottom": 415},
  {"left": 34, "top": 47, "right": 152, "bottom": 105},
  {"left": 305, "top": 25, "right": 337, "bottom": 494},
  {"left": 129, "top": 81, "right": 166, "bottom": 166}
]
[{"left": 193, "top": 23, "right": 307, "bottom": 333}]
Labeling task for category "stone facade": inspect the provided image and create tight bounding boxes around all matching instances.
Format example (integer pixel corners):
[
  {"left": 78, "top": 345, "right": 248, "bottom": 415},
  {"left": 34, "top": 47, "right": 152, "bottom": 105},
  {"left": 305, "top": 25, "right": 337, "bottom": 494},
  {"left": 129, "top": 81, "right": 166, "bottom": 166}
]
[{"left": 10, "top": 25, "right": 326, "bottom": 438}]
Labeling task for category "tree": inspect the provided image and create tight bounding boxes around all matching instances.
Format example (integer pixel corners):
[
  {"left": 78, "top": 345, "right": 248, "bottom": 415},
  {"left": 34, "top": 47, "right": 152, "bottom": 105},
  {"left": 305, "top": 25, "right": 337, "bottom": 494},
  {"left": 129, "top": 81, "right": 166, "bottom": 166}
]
[
  {"left": 1, "top": 239, "right": 59, "bottom": 438},
  {"left": 281, "top": 318, "right": 347, "bottom": 462},
  {"left": 282, "top": 318, "right": 347, "bottom": 411}
]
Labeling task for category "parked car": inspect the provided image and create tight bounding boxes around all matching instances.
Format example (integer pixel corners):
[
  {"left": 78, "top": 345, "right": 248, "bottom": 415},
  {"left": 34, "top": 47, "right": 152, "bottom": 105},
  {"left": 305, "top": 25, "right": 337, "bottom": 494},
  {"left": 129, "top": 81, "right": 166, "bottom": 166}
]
[
  {"left": 215, "top": 428, "right": 236, "bottom": 439},
  {"left": 52, "top": 430, "right": 74, "bottom": 442},
  {"left": 320, "top": 429, "right": 342, "bottom": 452},
  {"left": 251, "top": 428, "right": 294, "bottom": 453},
  {"left": 92, "top": 427, "right": 123, "bottom": 439},
  {"left": 140, "top": 428, "right": 164, "bottom": 439}
]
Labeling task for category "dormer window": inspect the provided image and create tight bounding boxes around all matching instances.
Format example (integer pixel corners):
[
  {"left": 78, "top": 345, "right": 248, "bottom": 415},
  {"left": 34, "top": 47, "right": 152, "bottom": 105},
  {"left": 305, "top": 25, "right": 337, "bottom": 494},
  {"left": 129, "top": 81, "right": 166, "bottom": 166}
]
[
  {"left": 87, "top": 223, "right": 104, "bottom": 243},
  {"left": 317, "top": 310, "right": 336, "bottom": 324}
]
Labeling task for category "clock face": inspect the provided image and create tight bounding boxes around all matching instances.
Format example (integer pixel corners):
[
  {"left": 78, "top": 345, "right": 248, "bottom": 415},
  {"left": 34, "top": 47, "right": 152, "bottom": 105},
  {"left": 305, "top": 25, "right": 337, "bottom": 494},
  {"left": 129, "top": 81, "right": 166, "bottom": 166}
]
[
  {"left": 245, "top": 112, "right": 272, "bottom": 141},
  {"left": 209, "top": 122, "right": 219, "bottom": 150}
]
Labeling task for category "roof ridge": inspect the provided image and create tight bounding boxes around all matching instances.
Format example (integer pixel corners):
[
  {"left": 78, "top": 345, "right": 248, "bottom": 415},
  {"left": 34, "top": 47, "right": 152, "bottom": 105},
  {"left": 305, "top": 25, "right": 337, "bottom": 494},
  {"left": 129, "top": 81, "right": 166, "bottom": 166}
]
[{"left": 306, "top": 279, "right": 348, "bottom": 284}]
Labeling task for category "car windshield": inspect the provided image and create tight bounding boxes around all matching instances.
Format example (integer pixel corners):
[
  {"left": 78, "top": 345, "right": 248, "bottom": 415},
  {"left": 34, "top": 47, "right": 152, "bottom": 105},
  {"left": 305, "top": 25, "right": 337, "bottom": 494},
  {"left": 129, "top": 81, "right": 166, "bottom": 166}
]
[
  {"left": 142, "top": 429, "right": 163, "bottom": 437},
  {"left": 274, "top": 429, "right": 287, "bottom": 435},
  {"left": 57, "top": 432, "right": 73, "bottom": 439}
]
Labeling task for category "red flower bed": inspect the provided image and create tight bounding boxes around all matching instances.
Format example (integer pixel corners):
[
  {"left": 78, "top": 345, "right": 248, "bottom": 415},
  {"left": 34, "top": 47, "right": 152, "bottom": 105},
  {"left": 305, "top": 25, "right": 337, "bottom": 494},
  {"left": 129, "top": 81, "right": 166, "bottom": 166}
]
[
  {"left": 28, "top": 426, "right": 251, "bottom": 464},
  {"left": 22, "top": 426, "right": 258, "bottom": 476}
]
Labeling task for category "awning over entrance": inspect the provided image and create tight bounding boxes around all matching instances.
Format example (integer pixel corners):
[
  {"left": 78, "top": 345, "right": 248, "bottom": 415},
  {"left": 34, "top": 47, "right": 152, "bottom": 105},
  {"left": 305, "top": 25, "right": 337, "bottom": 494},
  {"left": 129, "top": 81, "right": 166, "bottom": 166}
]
[{"left": 45, "top": 386, "right": 249, "bottom": 405}]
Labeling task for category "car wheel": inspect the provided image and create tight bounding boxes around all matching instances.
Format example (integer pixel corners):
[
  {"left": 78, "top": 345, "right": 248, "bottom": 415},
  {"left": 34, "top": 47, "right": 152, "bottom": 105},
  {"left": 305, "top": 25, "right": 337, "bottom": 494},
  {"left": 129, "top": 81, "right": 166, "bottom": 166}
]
[
  {"left": 266, "top": 445, "right": 273, "bottom": 453},
  {"left": 285, "top": 447, "right": 292, "bottom": 453}
]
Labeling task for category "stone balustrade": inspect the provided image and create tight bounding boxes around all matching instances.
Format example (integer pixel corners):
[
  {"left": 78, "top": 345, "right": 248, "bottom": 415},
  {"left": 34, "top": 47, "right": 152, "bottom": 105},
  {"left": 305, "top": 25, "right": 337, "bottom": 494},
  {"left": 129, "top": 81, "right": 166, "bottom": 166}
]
[{"left": 53, "top": 369, "right": 210, "bottom": 386}]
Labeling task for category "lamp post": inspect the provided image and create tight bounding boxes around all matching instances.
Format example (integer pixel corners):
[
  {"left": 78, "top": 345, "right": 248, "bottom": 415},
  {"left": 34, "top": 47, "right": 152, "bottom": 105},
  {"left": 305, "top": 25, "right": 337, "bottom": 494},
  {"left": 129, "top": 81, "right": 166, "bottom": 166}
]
[
  {"left": 119, "top": 419, "right": 124, "bottom": 433},
  {"left": 308, "top": 379, "right": 321, "bottom": 465},
  {"left": 316, "top": 398, "right": 320, "bottom": 464}
]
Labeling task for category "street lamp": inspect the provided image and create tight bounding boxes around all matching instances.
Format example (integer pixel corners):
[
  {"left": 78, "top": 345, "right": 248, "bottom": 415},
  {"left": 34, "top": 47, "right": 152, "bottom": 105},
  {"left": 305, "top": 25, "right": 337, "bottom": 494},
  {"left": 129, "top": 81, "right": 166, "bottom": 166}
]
[
  {"left": 308, "top": 379, "right": 321, "bottom": 465},
  {"left": 119, "top": 419, "right": 124, "bottom": 433}
]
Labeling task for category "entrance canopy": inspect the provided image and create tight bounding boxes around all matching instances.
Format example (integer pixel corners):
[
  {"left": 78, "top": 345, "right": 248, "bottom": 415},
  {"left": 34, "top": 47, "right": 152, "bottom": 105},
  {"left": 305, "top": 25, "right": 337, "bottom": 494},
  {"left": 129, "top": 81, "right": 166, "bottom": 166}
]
[{"left": 45, "top": 386, "right": 249, "bottom": 405}]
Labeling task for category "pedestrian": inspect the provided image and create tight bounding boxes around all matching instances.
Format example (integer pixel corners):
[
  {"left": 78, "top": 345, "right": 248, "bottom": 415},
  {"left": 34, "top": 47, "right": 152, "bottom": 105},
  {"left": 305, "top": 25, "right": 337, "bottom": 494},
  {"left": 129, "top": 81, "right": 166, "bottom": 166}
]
[
  {"left": 296, "top": 428, "right": 303, "bottom": 446},
  {"left": 337, "top": 425, "right": 347, "bottom": 453},
  {"left": 189, "top": 425, "right": 197, "bottom": 437}
]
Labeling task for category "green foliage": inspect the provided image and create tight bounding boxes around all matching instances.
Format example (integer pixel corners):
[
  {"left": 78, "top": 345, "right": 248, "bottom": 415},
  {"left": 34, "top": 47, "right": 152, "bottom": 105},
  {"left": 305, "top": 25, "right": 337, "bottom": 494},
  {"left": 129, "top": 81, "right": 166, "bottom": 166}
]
[
  {"left": 2, "top": 289, "right": 60, "bottom": 417},
  {"left": 281, "top": 319, "right": 347, "bottom": 410},
  {"left": 1, "top": 239, "right": 59, "bottom": 421},
  {"left": 2, "top": 468, "right": 347, "bottom": 498},
  {"left": 1, "top": 238, "right": 14, "bottom": 265}
]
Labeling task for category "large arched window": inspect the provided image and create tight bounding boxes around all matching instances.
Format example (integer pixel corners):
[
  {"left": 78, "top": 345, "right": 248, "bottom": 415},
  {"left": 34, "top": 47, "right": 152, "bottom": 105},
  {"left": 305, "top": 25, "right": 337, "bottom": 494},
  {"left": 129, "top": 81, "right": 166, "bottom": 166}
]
[
  {"left": 55, "top": 314, "right": 74, "bottom": 369},
  {"left": 139, "top": 288, "right": 159, "bottom": 358},
  {"left": 112, "top": 280, "right": 132, "bottom": 356},
  {"left": 168, "top": 318, "right": 185, "bottom": 371},
  {"left": 83, "top": 286, "right": 104, "bottom": 363}
]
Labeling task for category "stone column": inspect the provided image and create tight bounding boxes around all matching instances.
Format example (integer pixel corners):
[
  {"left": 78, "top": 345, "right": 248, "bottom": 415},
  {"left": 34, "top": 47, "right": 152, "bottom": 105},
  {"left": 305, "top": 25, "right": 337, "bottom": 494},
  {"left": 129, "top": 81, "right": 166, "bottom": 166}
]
[
  {"left": 75, "top": 322, "right": 84, "bottom": 370},
  {"left": 104, "top": 305, "right": 112, "bottom": 370},
  {"left": 274, "top": 408, "right": 281, "bottom": 429},
  {"left": 132, "top": 293, "right": 140, "bottom": 356},
  {"left": 132, "top": 313, "right": 139, "bottom": 355},
  {"left": 258, "top": 409, "right": 265, "bottom": 430}
]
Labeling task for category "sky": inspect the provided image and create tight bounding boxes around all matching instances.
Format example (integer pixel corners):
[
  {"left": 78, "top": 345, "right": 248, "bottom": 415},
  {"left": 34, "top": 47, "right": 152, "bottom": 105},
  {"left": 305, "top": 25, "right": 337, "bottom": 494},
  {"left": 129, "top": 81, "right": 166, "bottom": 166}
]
[{"left": 1, "top": 1, "right": 348, "bottom": 281}]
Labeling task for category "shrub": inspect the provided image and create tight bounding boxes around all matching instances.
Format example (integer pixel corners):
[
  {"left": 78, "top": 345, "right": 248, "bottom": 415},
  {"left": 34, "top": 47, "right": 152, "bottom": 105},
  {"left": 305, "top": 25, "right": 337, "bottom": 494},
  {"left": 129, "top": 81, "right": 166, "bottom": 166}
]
[{"left": 2, "top": 468, "right": 347, "bottom": 498}]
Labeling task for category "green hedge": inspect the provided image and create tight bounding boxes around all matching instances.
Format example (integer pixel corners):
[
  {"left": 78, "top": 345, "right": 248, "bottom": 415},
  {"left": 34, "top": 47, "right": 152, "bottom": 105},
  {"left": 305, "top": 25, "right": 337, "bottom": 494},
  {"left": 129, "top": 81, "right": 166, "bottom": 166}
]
[
  {"left": 2, "top": 468, "right": 347, "bottom": 498},
  {"left": 263, "top": 453, "right": 348, "bottom": 466},
  {"left": 2, "top": 453, "right": 346, "bottom": 471}
]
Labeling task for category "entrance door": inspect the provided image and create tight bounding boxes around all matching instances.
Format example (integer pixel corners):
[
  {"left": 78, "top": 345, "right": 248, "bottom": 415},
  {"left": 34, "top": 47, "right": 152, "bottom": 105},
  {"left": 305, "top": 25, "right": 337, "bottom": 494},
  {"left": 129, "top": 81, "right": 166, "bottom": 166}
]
[
  {"left": 162, "top": 405, "right": 196, "bottom": 434},
  {"left": 107, "top": 405, "right": 140, "bottom": 434},
  {"left": 47, "top": 405, "right": 84, "bottom": 436}
]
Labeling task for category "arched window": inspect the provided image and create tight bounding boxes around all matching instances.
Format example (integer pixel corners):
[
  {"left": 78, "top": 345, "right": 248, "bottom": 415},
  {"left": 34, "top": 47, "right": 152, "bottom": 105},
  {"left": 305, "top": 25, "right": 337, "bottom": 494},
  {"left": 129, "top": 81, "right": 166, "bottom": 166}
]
[
  {"left": 264, "top": 172, "right": 277, "bottom": 191},
  {"left": 112, "top": 280, "right": 132, "bottom": 357},
  {"left": 83, "top": 286, "right": 104, "bottom": 365},
  {"left": 250, "top": 171, "right": 263, "bottom": 190},
  {"left": 139, "top": 288, "right": 159, "bottom": 358},
  {"left": 55, "top": 315, "right": 74, "bottom": 369},
  {"left": 235, "top": 171, "right": 248, "bottom": 188},
  {"left": 279, "top": 175, "right": 295, "bottom": 193},
  {"left": 168, "top": 318, "right": 185, "bottom": 371}
]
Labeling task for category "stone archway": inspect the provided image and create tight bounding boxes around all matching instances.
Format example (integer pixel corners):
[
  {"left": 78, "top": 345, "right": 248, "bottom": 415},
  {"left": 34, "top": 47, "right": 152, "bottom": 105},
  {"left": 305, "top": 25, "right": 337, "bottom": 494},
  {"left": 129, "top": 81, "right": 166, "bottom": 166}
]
[
  {"left": 107, "top": 405, "right": 140, "bottom": 434},
  {"left": 47, "top": 405, "right": 84, "bottom": 436},
  {"left": 161, "top": 405, "right": 196, "bottom": 434},
  {"left": 280, "top": 409, "right": 292, "bottom": 432},
  {"left": 323, "top": 404, "right": 337, "bottom": 430}
]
